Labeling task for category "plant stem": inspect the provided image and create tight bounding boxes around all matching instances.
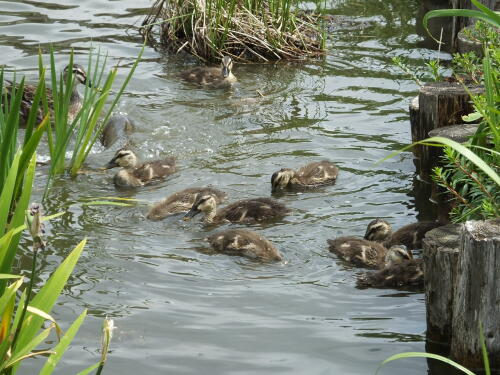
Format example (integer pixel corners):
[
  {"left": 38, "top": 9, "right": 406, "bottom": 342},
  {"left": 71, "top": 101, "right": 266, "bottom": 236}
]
[{"left": 10, "top": 244, "right": 38, "bottom": 354}]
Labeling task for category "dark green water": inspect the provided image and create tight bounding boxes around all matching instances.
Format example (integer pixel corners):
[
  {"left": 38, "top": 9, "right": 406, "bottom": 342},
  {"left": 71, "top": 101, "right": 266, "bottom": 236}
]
[{"left": 1, "top": 0, "right": 452, "bottom": 373}]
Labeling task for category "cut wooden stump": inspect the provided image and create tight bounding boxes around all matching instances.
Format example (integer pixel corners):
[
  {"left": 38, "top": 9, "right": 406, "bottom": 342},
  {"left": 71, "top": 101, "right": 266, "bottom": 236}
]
[
  {"left": 423, "top": 223, "right": 461, "bottom": 345},
  {"left": 411, "top": 82, "right": 483, "bottom": 179},
  {"left": 428, "top": 123, "right": 479, "bottom": 143},
  {"left": 457, "top": 26, "right": 484, "bottom": 57},
  {"left": 451, "top": 219, "right": 500, "bottom": 370}
]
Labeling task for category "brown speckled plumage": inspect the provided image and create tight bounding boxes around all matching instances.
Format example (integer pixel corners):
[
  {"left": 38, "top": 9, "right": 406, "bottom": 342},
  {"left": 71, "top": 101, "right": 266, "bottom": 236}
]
[
  {"left": 147, "top": 187, "right": 227, "bottom": 220},
  {"left": 207, "top": 229, "right": 282, "bottom": 262},
  {"left": 271, "top": 160, "right": 339, "bottom": 192}
]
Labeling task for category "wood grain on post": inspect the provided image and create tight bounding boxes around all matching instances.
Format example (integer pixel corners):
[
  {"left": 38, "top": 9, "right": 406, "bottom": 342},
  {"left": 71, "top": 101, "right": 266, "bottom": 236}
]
[
  {"left": 450, "top": 0, "right": 497, "bottom": 50},
  {"left": 451, "top": 219, "right": 500, "bottom": 370},
  {"left": 413, "top": 82, "right": 483, "bottom": 179},
  {"left": 423, "top": 224, "right": 461, "bottom": 344}
]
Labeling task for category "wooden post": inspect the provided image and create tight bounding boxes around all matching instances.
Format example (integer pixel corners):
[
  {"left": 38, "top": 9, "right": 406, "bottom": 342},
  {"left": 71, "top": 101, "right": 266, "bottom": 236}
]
[
  {"left": 451, "top": 219, "right": 500, "bottom": 370},
  {"left": 450, "top": 0, "right": 497, "bottom": 50},
  {"left": 412, "top": 82, "right": 483, "bottom": 179},
  {"left": 423, "top": 224, "right": 461, "bottom": 344}
]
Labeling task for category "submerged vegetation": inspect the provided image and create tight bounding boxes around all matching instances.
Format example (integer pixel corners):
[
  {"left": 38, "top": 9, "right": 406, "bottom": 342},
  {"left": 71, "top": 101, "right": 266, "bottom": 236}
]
[{"left": 141, "top": 0, "right": 326, "bottom": 61}]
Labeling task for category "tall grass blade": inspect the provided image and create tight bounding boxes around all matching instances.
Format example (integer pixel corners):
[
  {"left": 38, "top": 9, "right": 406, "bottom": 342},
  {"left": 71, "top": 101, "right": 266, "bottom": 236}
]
[
  {"left": 377, "top": 352, "right": 476, "bottom": 375},
  {"left": 14, "top": 239, "right": 87, "bottom": 353},
  {"left": 39, "top": 310, "right": 88, "bottom": 375}
]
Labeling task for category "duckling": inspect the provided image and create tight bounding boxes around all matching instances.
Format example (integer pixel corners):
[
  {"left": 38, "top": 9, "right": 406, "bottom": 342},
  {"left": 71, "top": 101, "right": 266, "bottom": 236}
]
[
  {"left": 356, "top": 259, "right": 424, "bottom": 289},
  {"left": 100, "top": 114, "right": 135, "bottom": 148},
  {"left": 207, "top": 229, "right": 282, "bottom": 262},
  {"left": 327, "top": 236, "right": 411, "bottom": 269},
  {"left": 180, "top": 56, "right": 237, "bottom": 88},
  {"left": 271, "top": 161, "right": 339, "bottom": 192},
  {"left": 184, "top": 194, "right": 289, "bottom": 224},
  {"left": 146, "top": 187, "right": 227, "bottom": 221},
  {"left": 364, "top": 219, "right": 441, "bottom": 249},
  {"left": 5, "top": 64, "right": 91, "bottom": 126},
  {"left": 105, "top": 148, "right": 176, "bottom": 188}
]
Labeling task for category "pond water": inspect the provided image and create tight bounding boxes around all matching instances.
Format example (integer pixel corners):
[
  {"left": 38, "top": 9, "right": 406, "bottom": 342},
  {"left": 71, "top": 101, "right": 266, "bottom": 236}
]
[{"left": 2, "top": 0, "right": 452, "bottom": 374}]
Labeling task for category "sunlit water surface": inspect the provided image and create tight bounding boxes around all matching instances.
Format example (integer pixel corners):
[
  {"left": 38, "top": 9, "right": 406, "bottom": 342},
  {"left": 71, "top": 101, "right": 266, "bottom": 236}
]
[{"left": 1, "top": 0, "right": 450, "bottom": 374}]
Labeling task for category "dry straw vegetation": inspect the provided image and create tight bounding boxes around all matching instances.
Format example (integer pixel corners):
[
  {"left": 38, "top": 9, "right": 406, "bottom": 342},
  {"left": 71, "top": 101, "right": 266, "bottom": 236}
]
[{"left": 141, "top": 0, "right": 326, "bottom": 62}]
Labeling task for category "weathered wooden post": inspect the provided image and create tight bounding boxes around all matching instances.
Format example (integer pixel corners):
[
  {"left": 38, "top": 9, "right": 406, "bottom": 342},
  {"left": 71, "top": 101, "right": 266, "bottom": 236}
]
[
  {"left": 450, "top": 219, "right": 500, "bottom": 370},
  {"left": 450, "top": 0, "right": 497, "bottom": 50},
  {"left": 423, "top": 224, "right": 461, "bottom": 344},
  {"left": 410, "top": 82, "right": 483, "bottom": 180}
]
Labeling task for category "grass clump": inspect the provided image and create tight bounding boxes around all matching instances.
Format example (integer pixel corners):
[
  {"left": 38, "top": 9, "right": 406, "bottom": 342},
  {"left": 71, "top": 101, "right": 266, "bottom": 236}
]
[{"left": 141, "top": 0, "right": 326, "bottom": 62}]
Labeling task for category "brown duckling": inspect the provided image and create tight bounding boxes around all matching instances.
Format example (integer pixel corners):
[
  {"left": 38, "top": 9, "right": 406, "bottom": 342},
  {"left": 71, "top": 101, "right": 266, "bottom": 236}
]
[
  {"left": 356, "top": 258, "right": 424, "bottom": 289},
  {"left": 180, "top": 56, "right": 237, "bottom": 88},
  {"left": 327, "top": 236, "right": 411, "bottom": 269},
  {"left": 271, "top": 160, "right": 339, "bottom": 192},
  {"left": 184, "top": 194, "right": 289, "bottom": 224},
  {"left": 147, "top": 187, "right": 227, "bottom": 221},
  {"left": 207, "top": 229, "right": 282, "bottom": 262},
  {"left": 105, "top": 148, "right": 176, "bottom": 188},
  {"left": 6, "top": 64, "right": 91, "bottom": 126},
  {"left": 364, "top": 219, "right": 441, "bottom": 249}
]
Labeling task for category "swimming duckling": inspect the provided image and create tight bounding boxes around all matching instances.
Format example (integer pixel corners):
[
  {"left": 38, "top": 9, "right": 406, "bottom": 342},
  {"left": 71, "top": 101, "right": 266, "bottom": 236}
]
[
  {"left": 271, "top": 161, "right": 339, "bottom": 192},
  {"left": 184, "top": 194, "right": 289, "bottom": 224},
  {"left": 147, "top": 187, "right": 227, "bottom": 221},
  {"left": 105, "top": 148, "right": 176, "bottom": 188},
  {"left": 327, "top": 236, "right": 411, "bottom": 269},
  {"left": 356, "top": 258, "right": 424, "bottom": 289},
  {"left": 6, "top": 64, "right": 91, "bottom": 126},
  {"left": 364, "top": 219, "right": 441, "bottom": 249},
  {"left": 207, "top": 229, "right": 282, "bottom": 262},
  {"left": 180, "top": 56, "right": 237, "bottom": 88}
]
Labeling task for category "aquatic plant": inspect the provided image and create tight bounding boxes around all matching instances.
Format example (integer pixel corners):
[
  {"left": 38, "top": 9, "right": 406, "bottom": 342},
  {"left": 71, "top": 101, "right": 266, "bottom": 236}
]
[
  {"left": 43, "top": 46, "right": 143, "bottom": 192},
  {"left": 423, "top": 0, "right": 500, "bottom": 41},
  {"left": 141, "top": 0, "right": 326, "bottom": 61}
]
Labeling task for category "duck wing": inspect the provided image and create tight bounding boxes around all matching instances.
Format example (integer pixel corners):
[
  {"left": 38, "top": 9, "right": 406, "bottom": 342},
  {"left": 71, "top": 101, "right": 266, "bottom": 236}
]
[
  {"left": 181, "top": 67, "right": 221, "bottom": 85},
  {"left": 296, "top": 161, "right": 339, "bottom": 186},
  {"left": 327, "top": 237, "right": 385, "bottom": 269},
  {"left": 357, "top": 259, "right": 424, "bottom": 289},
  {"left": 219, "top": 198, "right": 288, "bottom": 223},
  {"left": 386, "top": 221, "right": 441, "bottom": 249}
]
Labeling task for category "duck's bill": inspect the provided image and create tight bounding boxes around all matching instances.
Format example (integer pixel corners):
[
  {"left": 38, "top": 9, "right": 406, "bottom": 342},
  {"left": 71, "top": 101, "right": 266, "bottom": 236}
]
[
  {"left": 183, "top": 208, "right": 200, "bottom": 221},
  {"left": 222, "top": 67, "right": 229, "bottom": 78},
  {"left": 105, "top": 159, "right": 118, "bottom": 169}
]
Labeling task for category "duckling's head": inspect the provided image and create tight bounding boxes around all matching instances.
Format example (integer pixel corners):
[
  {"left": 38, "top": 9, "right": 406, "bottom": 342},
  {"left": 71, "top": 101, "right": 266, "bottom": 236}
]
[
  {"left": 220, "top": 56, "right": 233, "bottom": 78},
  {"left": 105, "top": 149, "right": 138, "bottom": 169},
  {"left": 271, "top": 168, "right": 295, "bottom": 192},
  {"left": 184, "top": 194, "right": 217, "bottom": 221},
  {"left": 364, "top": 218, "right": 392, "bottom": 242},
  {"left": 63, "top": 64, "right": 92, "bottom": 87},
  {"left": 384, "top": 245, "right": 412, "bottom": 266}
]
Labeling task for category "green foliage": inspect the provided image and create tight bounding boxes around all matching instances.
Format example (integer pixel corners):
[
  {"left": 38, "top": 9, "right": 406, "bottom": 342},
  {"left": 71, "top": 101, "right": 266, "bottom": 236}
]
[
  {"left": 433, "top": 46, "right": 500, "bottom": 222},
  {"left": 142, "top": 0, "right": 325, "bottom": 61},
  {"left": 43, "top": 46, "right": 143, "bottom": 193},
  {"left": 462, "top": 19, "right": 500, "bottom": 47},
  {"left": 423, "top": 0, "right": 500, "bottom": 42},
  {"left": 452, "top": 51, "right": 483, "bottom": 84}
]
